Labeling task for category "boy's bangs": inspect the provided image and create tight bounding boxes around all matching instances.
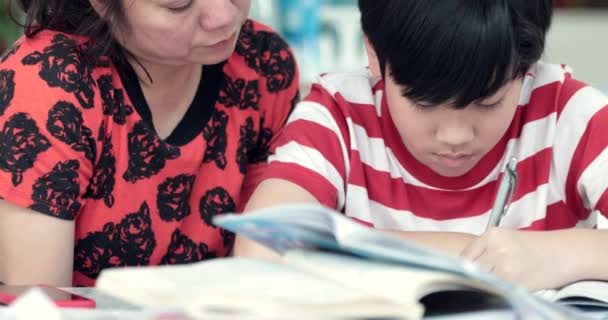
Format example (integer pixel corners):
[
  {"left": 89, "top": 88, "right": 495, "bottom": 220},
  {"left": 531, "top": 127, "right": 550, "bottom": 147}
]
[{"left": 387, "top": 1, "right": 518, "bottom": 108}]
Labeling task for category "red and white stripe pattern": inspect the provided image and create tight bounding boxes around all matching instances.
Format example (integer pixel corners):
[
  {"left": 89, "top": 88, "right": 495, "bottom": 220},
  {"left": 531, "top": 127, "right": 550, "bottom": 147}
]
[{"left": 263, "top": 62, "right": 608, "bottom": 235}]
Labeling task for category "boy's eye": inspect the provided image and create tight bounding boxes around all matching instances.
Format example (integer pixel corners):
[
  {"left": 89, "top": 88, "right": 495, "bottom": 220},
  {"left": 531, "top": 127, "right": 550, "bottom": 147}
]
[
  {"left": 475, "top": 98, "right": 504, "bottom": 110},
  {"left": 168, "top": 0, "right": 193, "bottom": 12},
  {"left": 412, "top": 101, "right": 436, "bottom": 110}
]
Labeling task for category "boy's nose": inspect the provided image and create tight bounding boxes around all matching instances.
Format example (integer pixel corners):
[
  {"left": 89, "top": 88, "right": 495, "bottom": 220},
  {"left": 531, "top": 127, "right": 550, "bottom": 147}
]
[{"left": 435, "top": 123, "right": 475, "bottom": 149}]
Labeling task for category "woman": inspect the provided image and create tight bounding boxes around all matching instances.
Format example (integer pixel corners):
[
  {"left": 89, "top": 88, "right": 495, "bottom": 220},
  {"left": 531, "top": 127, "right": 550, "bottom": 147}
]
[{"left": 0, "top": 0, "right": 299, "bottom": 286}]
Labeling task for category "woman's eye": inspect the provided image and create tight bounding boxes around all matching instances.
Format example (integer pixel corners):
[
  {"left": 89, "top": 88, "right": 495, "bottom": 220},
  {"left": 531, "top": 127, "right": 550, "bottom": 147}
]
[{"left": 168, "top": 0, "right": 193, "bottom": 12}]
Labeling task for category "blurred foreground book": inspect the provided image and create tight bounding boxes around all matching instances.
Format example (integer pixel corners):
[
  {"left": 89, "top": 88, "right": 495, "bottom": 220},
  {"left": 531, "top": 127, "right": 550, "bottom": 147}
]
[{"left": 96, "top": 205, "right": 594, "bottom": 319}]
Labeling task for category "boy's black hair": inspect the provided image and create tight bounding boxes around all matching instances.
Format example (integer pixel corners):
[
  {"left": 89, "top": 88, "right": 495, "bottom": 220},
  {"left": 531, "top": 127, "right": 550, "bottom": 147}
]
[{"left": 359, "top": 0, "right": 553, "bottom": 108}]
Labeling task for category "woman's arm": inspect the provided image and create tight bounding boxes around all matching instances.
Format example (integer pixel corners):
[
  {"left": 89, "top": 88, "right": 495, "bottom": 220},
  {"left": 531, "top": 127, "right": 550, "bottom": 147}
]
[
  {"left": 0, "top": 200, "right": 74, "bottom": 286},
  {"left": 233, "top": 179, "right": 318, "bottom": 260}
]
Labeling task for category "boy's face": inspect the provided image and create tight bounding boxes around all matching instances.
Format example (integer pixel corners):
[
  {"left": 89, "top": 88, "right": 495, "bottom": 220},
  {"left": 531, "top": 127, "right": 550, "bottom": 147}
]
[{"left": 384, "top": 73, "right": 523, "bottom": 177}]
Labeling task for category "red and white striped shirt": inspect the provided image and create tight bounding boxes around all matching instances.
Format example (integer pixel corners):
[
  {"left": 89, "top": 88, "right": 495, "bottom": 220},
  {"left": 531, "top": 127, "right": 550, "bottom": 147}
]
[{"left": 263, "top": 62, "right": 608, "bottom": 235}]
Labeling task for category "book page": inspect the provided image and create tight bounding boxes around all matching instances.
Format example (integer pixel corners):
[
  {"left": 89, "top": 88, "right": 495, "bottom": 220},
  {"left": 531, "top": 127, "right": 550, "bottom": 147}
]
[
  {"left": 216, "top": 204, "right": 341, "bottom": 254},
  {"left": 552, "top": 281, "right": 608, "bottom": 305},
  {"left": 215, "top": 205, "right": 576, "bottom": 319},
  {"left": 283, "top": 250, "right": 502, "bottom": 313},
  {"left": 216, "top": 205, "right": 481, "bottom": 277},
  {"left": 217, "top": 204, "right": 516, "bottom": 295},
  {"left": 95, "top": 257, "right": 414, "bottom": 318}
]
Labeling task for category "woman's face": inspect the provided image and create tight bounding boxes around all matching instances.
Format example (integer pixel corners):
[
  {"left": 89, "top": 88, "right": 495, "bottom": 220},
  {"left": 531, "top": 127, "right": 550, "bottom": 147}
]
[{"left": 109, "top": 0, "right": 251, "bottom": 66}]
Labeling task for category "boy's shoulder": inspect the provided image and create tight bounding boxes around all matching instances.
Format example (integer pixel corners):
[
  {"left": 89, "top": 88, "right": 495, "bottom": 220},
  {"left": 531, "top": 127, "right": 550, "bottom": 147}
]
[
  {"left": 520, "top": 61, "right": 582, "bottom": 107},
  {"left": 526, "top": 61, "right": 573, "bottom": 86},
  {"left": 313, "top": 68, "right": 380, "bottom": 105},
  {"left": 523, "top": 61, "right": 608, "bottom": 127},
  {"left": 527, "top": 61, "right": 607, "bottom": 98}
]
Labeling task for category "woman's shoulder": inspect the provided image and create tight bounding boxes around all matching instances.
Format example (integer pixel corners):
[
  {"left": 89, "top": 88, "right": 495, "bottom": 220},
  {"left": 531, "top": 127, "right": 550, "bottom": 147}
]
[
  {"left": 0, "top": 29, "right": 111, "bottom": 128},
  {"left": 1, "top": 29, "right": 109, "bottom": 102},
  {"left": 2, "top": 30, "right": 90, "bottom": 64},
  {"left": 226, "top": 19, "right": 297, "bottom": 94}
]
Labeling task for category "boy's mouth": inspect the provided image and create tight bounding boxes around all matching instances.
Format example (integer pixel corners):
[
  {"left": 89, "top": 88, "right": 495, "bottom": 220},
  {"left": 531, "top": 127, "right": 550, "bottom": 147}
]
[{"left": 434, "top": 153, "right": 474, "bottom": 169}]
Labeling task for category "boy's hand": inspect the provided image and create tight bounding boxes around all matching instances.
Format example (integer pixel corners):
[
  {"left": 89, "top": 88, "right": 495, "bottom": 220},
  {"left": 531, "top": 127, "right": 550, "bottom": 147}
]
[{"left": 460, "top": 228, "right": 577, "bottom": 290}]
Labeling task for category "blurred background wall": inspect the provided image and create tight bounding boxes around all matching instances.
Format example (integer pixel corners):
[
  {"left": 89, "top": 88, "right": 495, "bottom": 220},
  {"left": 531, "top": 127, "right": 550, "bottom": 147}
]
[
  {"left": 546, "top": 9, "right": 608, "bottom": 91},
  {"left": 0, "top": 1, "right": 21, "bottom": 54},
  {"left": 2, "top": 1, "right": 607, "bottom": 90},
  {"left": 250, "top": 0, "right": 608, "bottom": 90}
]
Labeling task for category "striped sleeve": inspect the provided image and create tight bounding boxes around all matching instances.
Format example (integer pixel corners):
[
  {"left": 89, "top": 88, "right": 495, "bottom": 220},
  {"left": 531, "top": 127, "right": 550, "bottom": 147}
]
[
  {"left": 262, "top": 82, "right": 351, "bottom": 210},
  {"left": 554, "top": 76, "right": 608, "bottom": 218}
]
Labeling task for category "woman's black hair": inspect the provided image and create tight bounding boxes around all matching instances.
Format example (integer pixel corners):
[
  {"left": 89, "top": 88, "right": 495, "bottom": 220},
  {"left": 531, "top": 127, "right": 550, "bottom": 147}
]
[
  {"left": 9, "top": 0, "right": 130, "bottom": 68},
  {"left": 359, "top": 0, "right": 554, "bottom": 108}
]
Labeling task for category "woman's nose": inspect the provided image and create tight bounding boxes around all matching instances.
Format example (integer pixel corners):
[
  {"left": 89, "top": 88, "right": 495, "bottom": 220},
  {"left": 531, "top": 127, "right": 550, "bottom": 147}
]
[{"left": 199, "top": 0, "right": 239, "bottom": 31}]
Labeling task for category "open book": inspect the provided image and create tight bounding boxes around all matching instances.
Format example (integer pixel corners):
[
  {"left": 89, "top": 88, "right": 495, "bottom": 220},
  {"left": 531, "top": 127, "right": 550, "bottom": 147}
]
[
  {"left": 96, "top": 204, "right": 585, "bottom": 319},
  {"left": 96, "top": 251, "right": 514, "bottom": 319},
  {"left": 538, "top": 281, "right": 608, "bottom": 310}
]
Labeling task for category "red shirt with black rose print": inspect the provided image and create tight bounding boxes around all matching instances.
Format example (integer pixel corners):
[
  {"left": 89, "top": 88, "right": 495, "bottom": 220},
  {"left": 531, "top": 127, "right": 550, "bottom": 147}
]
[{"left": 0, "top": 19, "right": 299, "bottom": 286}]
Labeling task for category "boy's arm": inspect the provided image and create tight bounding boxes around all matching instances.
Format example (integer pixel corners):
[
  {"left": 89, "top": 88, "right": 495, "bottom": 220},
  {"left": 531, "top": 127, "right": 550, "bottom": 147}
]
[
  {"left": 384, "top": 230, "right": 476, "bottom": 257},
  {"left": 570, "top": 229, "right": 608, "bottom": 281},
  {"left": 234, "top": 178, "right": 476, "bottom": 259}
]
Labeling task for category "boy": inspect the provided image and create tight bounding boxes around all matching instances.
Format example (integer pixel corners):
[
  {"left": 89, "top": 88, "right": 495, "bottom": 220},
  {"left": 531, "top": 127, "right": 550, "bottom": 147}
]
[{"left": 235, "top": 0, "right": 608, "bottom": 290}]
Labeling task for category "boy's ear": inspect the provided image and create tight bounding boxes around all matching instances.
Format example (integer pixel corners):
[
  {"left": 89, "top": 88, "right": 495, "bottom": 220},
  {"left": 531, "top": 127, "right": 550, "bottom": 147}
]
[{"left": 364, "top": 36, "right": 381, "bottom": 78}]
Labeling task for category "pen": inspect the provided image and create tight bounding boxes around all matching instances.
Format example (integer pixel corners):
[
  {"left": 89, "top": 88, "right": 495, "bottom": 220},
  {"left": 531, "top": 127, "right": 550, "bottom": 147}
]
[{"left": 486, "top": 157, "right": 518, "bottom": 229}]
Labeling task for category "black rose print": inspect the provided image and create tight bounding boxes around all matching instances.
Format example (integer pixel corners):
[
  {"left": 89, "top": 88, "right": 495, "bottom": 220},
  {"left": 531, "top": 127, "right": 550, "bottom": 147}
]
[
  {"left": 157, "top": 174, "right": 196, "bottom": 222},
  {"left": 202, "top": 111, "right": 228, "bottom": 169},
  {"left": 236, "top": 117, "right": 273, "bottom": 174},
  {"left": 159, "top": 229, "right": 217, "bottom": 265},
  {"left": 84, "top": 131, "right": 116, "bottom": 208},
  {"left": 73, "top": 202, "right": 156, "bottom": 280},
  {"left": 250, "top": 117, "right": 273, "bottom": 164},
  {"left": 235, "top": 20, "right": 296, "bottom": 93},
  {"left": 73, "top": 223, "right": 116, "bottom": 279},
  {"left": 114, "top": 202, "right": 157, "bottom": 266},
  {"left": 22, "top": 34, "right": 96, "bottom": 109},
  {"left": 199, "top": 187, "right": 235, "bottom": 227},
  {"left": 218, "top": 75, "right": 260, "bottom": 110},
  {"left": 97, "top": 74, "right": 134, "bottom": 125},
  {"left": 47, "top": 101, "right": 96, "bottom": 162},
  {"left": 0, "top": 69, "right": 16, "bottom": 116},
  {"left": 220, "top": 228, "right": 236, "bottom": 250},
  {"left": 236, "top": 117, "right": 257, "bottom": 174},
  {"left": 123, "top": 121, "right": 180, "bottom": 183},
  {"left": 30, "top": 159, "right": 81, "bottom": 219},
  {"left": 0, "top": 113, "right": 51, "bottom": 186}
]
